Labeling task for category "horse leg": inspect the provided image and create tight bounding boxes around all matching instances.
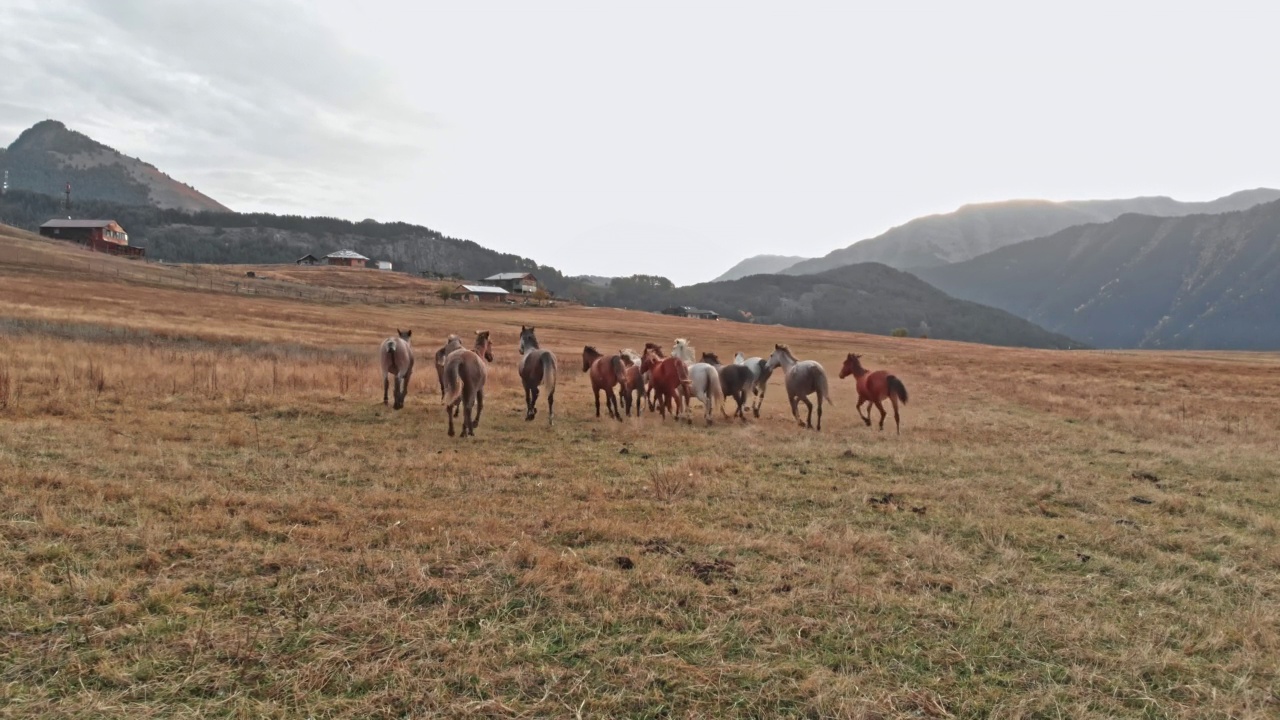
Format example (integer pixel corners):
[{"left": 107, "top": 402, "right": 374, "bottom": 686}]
[
  {"left": 474, "top": 389, "right": 484, "bottom": 430},
  {"left": 594, "top": 387, "right": 602, "bottom": 418},
  {"left": 446, "top": 402, "right": 456, "bottom": 437},
  {"left": 816, "top": 393, "right": 823, "bottom": 432},
  {"left": 800, "top": 395, "right": 814, "bottom": 429},
  {"left": 607, "top": 388, "right": 621, "bottom": 421},
  {"left": 383, "top": 375, "right": 390, "bottom": 406},
  {"left": 530, "top": 386, "right": 539, "bottom": 421},
  {"left": 461, "top": 397, "right": 473, "bottom": 437},
  {"left": 857, "top": 395, "right": 871, "bottom": 426},
  {"left": 873, "top": 398, "right": 888, "bottom": 431},
  {"left": 890, "top": 394, "right": 900, "bottom": 435},
  {"left": 546, "top": 386, "right": 555, "bottom": 426},
  {"left": 789, "top": 395, "right": 803, "bottom": 427},
  {"left": 753, "top": 384, "right": 766, "bottom": 418}
]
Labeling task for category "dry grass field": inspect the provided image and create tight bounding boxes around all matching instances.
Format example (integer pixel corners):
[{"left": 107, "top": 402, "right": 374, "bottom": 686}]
[{"left": 2, "top": 226, "right": 1279, "bottom": 718}]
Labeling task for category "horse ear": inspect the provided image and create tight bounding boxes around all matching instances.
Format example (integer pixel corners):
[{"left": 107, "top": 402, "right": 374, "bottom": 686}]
[
  {"left": 405, "top": 330, "right": 412, "bottom": 338},
  {"left": 775, "top": 344, "right": 783, "bottom": 350}
]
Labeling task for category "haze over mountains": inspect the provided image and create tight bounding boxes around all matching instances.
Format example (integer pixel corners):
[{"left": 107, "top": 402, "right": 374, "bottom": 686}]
[
  {"left": 915, "top": 200, "right": 1280, "bottom": 349},
  {"left": 712, "top": 254, "right": 810, "bottom": 282},
  {"left": 774, "top": 190, "right": 1280, "bottom": 275},
  {"left": 0, "top": 120, "right": 229, "bottom": 213}
]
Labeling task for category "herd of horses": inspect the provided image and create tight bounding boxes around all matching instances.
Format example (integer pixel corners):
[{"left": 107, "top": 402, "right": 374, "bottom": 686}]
[{"left": 381, "top": 326, "right": 910, "bottom": 437}]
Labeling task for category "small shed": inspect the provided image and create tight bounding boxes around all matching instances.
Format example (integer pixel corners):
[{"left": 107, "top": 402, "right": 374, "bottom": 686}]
[
  {"left": 450, "top": 284, "right": 510, "bottom": 303},
  {"left": 296, "top": 254, "right": 320, "bottom": 266},
  {"left": 483, "top": 272, "right": 538, "bottom": 294},
  {"left": 374, "top": 260, "right": 393, "bottom": 271},
  {"left": 325, "top": 249, "right": 369, "bottom": 267}
]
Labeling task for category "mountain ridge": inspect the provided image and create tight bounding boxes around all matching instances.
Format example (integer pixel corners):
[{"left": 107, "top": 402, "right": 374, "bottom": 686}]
[
  {"left": 914, "top": 200, "right": 1280, "bottom": 349},
  {"left": 711, "top": 254, "right": 810, "bottom": 282},
  {"left": 0, "top": 119, "right": 230, "bottom": 213},
  {"left": 776, "top": 189, "right": 1280, "bottom": 275}
]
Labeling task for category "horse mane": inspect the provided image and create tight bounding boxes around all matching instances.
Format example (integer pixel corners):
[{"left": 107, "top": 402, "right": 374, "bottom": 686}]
[{"left": 584, "top": 345, "right": 599, "bottom": 355}]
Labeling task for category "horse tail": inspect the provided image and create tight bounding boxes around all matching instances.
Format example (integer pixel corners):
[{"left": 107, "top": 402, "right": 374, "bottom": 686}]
[
  {"left": 542, "top": 352, "right": 557, "bottom": 395},
  {"left": 888, "top": 375, "right": 908, "bottom": 405},
  {"left": 441, "top": 355, "right": 464, "bottom": 407},
  {"left": 818, "top": 371, "right": 834, "bottom": 405},
  {"left": 606, "top": 355, "right": 622, "bottom": 380}
]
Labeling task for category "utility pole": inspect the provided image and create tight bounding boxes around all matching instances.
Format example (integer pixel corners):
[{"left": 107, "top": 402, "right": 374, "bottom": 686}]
[
  {"left": 64, "top": 182, "right": 72, "bottom": 216},
  {"left": 1, "top": 169, "right": 8, "bottom": 197}
]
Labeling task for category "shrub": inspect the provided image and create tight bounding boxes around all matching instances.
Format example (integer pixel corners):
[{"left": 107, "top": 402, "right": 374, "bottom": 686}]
[{"left": 891, "top": 328, "right": 909, "bottom": 337}]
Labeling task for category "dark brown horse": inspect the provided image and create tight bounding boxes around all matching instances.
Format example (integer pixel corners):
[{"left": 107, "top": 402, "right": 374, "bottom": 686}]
[
  {"left": 441, "top": 331, "right": 494, "bottom": 437},
  {"left": 642, "top": 342, "right": 664, "bottom": 410},
  {"left": 839, "top": 352, "right": 909, "bottom": 434},
  {"left": 701, "top": 352, "right": 754, "bottom": 421},
  {"left": 380, "top": 329, "right": 414, "bottom": 409},
  {"left": 641, "top": 348, "right": 692, "bottom": 422},
  {"left": 518, "top": 325, "right": 557, "bottom": 425},
  {"left": 582, "top": 346, "right": 626, "bottom": 421}
]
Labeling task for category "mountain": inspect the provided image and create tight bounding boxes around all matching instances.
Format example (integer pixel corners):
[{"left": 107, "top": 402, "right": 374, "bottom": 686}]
[
  {"left": 608, "top": 263, "right": 1082, "bottom": 349},
  {"left": 0, "top": 120, "right": 229, "bottom": 212},
  {"left": 781, "top": 190, "right": 1280, "bottom": 275},
  {"left": 914, "top": 200, "right": 1280, "bottom": 349},
  {"left": 712, "top": 254, "right": 810, "bottom": 282}
]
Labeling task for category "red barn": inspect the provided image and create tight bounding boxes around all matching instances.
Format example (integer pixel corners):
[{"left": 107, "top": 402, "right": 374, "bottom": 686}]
[{"left": 39, "top": 219, "right": 144, "bottom": 258}]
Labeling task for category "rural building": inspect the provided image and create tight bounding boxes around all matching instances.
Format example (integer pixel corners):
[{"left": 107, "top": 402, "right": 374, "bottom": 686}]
[
  {"left": 325, "top": 250, "right": 369, "bottom": 267},
  {"left": 374, "top": 260, "right": 393, "bottom": 271},
  {"left": 39, "top": 219, "right": 144, "bottom": 258},
  {"left": 483, "top": 272, "right": 538, "bottom": 294},
  {"left": 662, "top": 306, "right": 719, "bottom": 320},
  {"left": 296, "top": 254, "right": 320, "bottom": 265},
  {"left": 450, "top": 284, "right": 510, "bottom": 303}
]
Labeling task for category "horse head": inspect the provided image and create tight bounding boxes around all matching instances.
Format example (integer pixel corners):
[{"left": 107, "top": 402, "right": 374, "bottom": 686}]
[
  {"left": 767, "top": 344, "right": 794, "bottom": 370},
  {"left": 474, "top": 330, "right": 494, "bottom": 362},
  {"left": 839, "top": 352, "right": 865, "bottom": 379},
  {"left": 519, "top": 325, "right": 538, "bottom": 354},
  {"left": 582, "top": 345, "right": 601, "bottom": 372},
  {"left": 397, "top": 328, "right": 412, "bottom": 341},
  {"left": 733, "top": 351, "right": 747, "bottom": 365},
  {"left": 700, "top": 352, "right": 720, "bottom": 366}
]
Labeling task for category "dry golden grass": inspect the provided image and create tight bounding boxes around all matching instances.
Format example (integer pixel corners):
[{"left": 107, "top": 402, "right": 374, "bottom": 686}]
[{"left": 2, "top": 225, "right": 1280, "bottom": 717}]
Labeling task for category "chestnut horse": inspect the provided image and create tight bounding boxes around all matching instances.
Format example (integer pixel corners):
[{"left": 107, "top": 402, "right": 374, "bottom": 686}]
[
  {"left": 441, "top": 331, "right": 494, "bottom": 437},
  {"left": 380, "top": 329, "right": 414, "bottom": 409},
  {"left": 642, "top": 342, "right": 665, "bottom": 410},
  {"left": 518, "top": 325, "right": 557, "bottom": 425},
  {"left": 582, "top": 346, "right": 626, "bottom": 421},
  {"left": 619, "top": 352, "right": 646, "bottom": 417},
  {"left": 839, "top": 352, "right": 909, "bottom": 434},
  {"left": 641, "top": 348, "right": 692, "bottom": 422}
]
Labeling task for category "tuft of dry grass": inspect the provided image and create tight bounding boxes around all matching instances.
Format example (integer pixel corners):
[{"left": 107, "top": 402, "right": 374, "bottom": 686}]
[{"left": 2, "top": 224, "right": 1280, "bottom": 717}]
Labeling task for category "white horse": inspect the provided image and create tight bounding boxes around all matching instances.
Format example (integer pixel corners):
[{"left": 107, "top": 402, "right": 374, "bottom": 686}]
[
  {"left": 672, "top": 338, "right": 696, "bottom": 364},
  {"left": 734, "top": 351, "right": 774, "bottom": 418},
  {"left": 685, "top": 361, "right": 723, "bottom": 425}
]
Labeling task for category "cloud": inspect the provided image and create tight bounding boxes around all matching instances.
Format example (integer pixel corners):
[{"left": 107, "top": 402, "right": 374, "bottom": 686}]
[{"left": 0, "top": 0, "right": 435, "bottom": 211}]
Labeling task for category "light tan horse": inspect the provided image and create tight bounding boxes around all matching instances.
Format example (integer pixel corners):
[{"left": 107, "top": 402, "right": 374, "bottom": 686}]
[
  {"left": 434, "top": 334, "right": 463, "bottom": 416},
  {"left": 441, "top": 331, "right": 494, "bottom": 437},
  {"left": 380, "top": 329, "right": 414, "bottom": 409}
]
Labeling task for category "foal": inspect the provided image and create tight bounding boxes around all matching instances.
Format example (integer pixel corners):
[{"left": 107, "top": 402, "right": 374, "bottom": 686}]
[
  {"left": 839, "top": 352, "right": 909, "bottom": 434},
  {"left": 380, "top": 329, "right": 414, "bottom": 409},
  {"left": 441, "top": 331, "right": 494, "bottom": 437}
]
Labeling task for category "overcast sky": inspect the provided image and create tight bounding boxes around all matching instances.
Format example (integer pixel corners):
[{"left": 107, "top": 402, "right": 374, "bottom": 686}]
[{"left": 3, "top": 1, "right": 1279, "bottom": 285}]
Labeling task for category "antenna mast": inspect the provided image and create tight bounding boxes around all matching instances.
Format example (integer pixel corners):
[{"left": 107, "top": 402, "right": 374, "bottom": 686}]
[{"left": 64, "top": 182, "right": 72, "bottom": 216}]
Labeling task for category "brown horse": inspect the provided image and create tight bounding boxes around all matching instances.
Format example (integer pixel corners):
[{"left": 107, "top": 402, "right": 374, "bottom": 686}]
[
  {"left": 619, "top": 352, "right": 646, "bottom": 417},
  {"left": 380, "top": 329, "right": 414, "bottom": 409},
  {"left": 518, "top": 325, "right": 557, "bottom": 425},
  {"left": 641, "top": 348, "right": 692, "bottom": 422},
  {"left": 766, "top": 344, "right": 833, "bottom": 431},
  {"left": 642, "top": 342, "right": 665, "bottom": 410},
  {"left": 701, "top": 352, "right": 754, "bottom": 421},
  {"left": 839, "top": 352, "right": 909, "bottom": 434},
  {"left": 582, "top": 346, "right": 626, "bottom": 421},
  {"left": 434, "top": 334, "right": 463, "bottom": 415},
  {"left": 441, "top": 331, "right": 494, "bottom": 437}
]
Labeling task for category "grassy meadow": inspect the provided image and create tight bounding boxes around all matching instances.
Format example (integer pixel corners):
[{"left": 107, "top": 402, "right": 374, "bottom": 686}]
[{"left": 2, "top": 227, "right": 1279, "bottom": 718}]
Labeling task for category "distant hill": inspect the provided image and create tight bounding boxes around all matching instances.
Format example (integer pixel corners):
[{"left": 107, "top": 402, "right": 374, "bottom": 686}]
[
  {"left": 781, "top": 190, "right": 1280, "bottom": 275},
  {"left": 711, "top": 254, "right": 809, "bottom": 282},
  {"left": 0, "top": 189, "right": 583, "bottom": 295},
  {"left": 915, "top": 200, "right": 1280, "bottom": 349},
  {"left": 572, "top": 275, "right": 614, "bottom": 287},
  {"left": 0, "top": 120, "right": 229, "bottom": 212},
  {"left": 615, "top": 263, "right": 1082, "bottom": 349}
]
